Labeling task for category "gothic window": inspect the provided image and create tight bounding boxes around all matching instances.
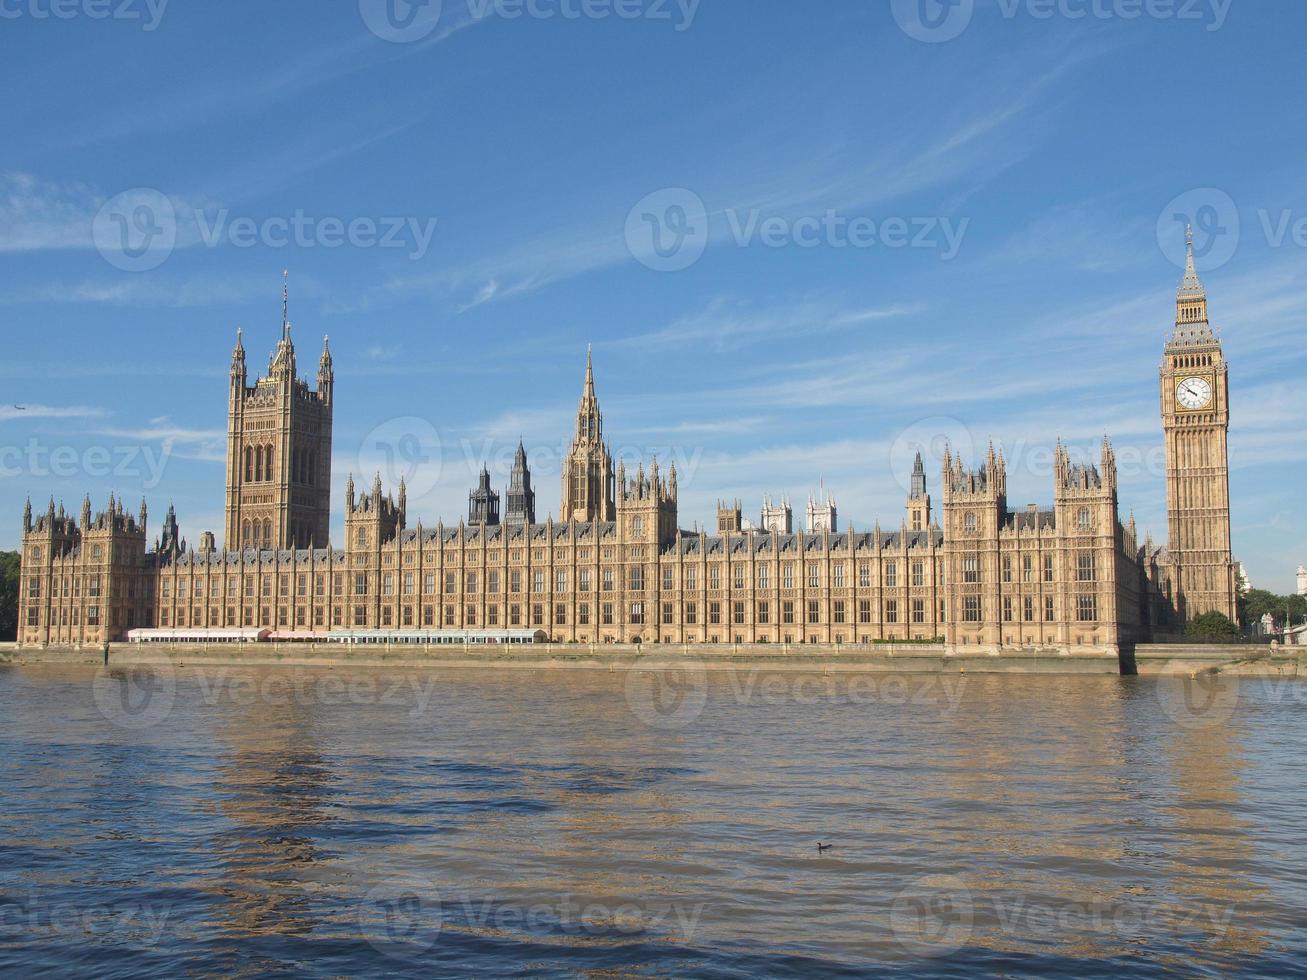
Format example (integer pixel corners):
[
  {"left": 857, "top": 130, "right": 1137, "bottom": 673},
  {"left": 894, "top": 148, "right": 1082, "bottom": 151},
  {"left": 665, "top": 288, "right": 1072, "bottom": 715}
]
[
  {"left": 912, "top": 561, "right": 925, "bottom": 587},
  {"left": 1077, "top": 553, "right": 1096, "bottom": 582},
  {"left": 1024, "top": 596, "right": 1036, "bottom": 621},
  {"left": 885, "top": 562, "right": 897, "bottom": 587},
  {"left": 1044, "top": 555, "right": 1055, "bottom": 583},
  {"left": 1077, "top": 508, "right": 1092, "bottom": 531},
  {"left": 245, "top": 447, "right": 253, "bottom": 482},
  {"left": 964, "top": 512, "right": 977, "bottom": 533},
  {"left": 265, "top": 446, "right": 275, "bottom": 480},
  {"left": 631, "top": 517, "right": 643, "bottom": 536},
  {"left": 884, "top": 600, "right": 897, "bottom": 624},
  {"left": 962, "top": 596, "right": 981, "bottom": 622},
  {"left": 757, "top": 565, "right": 770, "bottom": 590},
  {"left": 1077, "top": 595, "right": 1097, "bottom": 622}
]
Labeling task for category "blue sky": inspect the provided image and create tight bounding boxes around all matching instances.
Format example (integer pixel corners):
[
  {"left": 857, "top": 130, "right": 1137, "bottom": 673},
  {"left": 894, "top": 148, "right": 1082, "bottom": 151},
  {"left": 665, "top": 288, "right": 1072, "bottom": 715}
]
[{"left": 1, "top": 0, "right": 1304, "bottom": 592}]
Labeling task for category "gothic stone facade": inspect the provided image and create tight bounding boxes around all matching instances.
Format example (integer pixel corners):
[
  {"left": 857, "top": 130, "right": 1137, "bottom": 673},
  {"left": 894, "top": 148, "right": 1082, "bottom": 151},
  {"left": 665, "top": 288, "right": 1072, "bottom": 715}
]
[{"left": 16, "top": 255, "right": 1233, "bottom": 650}]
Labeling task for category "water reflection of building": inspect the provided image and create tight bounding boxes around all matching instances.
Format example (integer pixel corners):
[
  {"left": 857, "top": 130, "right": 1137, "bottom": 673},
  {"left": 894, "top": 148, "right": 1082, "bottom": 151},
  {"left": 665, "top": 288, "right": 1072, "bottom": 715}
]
[
  {"left": 1158, "top": 705, "right": 1268, "bottom": 962},
  {"left": 206, "top": 673, "right": 333, "bottom": 940}
]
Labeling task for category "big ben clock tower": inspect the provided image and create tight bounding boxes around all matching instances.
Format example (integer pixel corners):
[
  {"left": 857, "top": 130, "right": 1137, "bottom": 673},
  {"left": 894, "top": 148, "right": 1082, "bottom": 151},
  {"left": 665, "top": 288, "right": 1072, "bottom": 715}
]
[{"left": 1160, "top": 228, "right": 1237, "bottom": 622}]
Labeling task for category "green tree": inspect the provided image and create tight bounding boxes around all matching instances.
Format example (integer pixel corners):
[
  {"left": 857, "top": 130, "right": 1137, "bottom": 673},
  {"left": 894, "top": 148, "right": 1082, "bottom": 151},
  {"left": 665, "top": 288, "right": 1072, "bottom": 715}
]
[
  {"left": 0, "top": 551, "right": 18, "bottom": 641},
  {"left": 1186, "top": 610, "right": 1242, "bottom": 644},
  {"left": 1240, "top": 589, "right": 1307, "bottom": 631}
]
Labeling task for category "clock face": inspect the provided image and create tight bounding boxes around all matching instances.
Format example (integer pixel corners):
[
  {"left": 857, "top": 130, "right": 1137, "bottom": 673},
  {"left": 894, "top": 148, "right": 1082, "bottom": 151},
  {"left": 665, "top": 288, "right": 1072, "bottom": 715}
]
[{"left": 1176, "top": 377, "right": 1213, "bottom": 411}]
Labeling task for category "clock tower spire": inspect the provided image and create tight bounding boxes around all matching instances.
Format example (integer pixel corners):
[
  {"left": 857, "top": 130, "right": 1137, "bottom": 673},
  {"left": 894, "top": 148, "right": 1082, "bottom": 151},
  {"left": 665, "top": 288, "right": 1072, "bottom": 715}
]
[{"left": 1159, "top": 229, "right": 1236, "bottom": 623}]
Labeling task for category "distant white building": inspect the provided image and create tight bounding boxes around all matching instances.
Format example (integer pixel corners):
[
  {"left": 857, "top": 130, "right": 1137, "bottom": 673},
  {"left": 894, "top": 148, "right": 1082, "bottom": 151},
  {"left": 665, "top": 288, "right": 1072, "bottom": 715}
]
[
  {"left": 806, "top": 485, "right": 837, "bottom": 533},
  {"left": 1234, "top": 561, "right": 1251, "bottom": 595},
  {"left": 1297, "top": 565, "right": 1307, "bottom": 598},
  {"left": 760, "top": 496, "right": 792, "bottom": 534}
]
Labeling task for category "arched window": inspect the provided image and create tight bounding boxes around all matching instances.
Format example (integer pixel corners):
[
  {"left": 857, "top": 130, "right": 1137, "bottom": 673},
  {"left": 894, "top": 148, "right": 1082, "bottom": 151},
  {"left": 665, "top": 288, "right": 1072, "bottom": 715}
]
[
  {"left": 244, "top": 446, "right": 253, "bottom": 482},
  {"left": 263, "top": 518, "right": 272, "bottom": 547},
  {"left": 266, "top": 446, "right": 275, "bottom": 481},
  {"left": 254, "top": 447, "right": 263, "bottom": 483},
  {"left": 242, "top": 520, "right": 250, "bottom": 546},
  {"left": 1077, "top": 508, "right": 1091, "bottom": 530},
  {"left": 356, "top": 527, "right": 367, "bottom": 548},
  {"left": 964, "top": 512, "right": 977, "bottom": 533}
]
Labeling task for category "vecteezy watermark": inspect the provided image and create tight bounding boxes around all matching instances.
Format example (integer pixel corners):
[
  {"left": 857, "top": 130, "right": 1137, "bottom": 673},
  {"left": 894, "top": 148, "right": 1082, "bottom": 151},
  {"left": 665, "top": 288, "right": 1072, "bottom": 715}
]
[
  {"left": 625, "top": 663, "right": 968, "bottom": 730},
  {"left": 359, "top": 877, "right": 443, "bottom": 959},
  {"left": 1154, "top": 659, "right": 1239, "bottom": 731},
  {"left": 92, "top": 668, "right": 447, "bottom": 731},
  {"left": 92, "top": 188, "right": 177, "bottom": 273},
  {"left": 1158, "top": 188, "right": 1307, "bottom": 273},
  {"left": 888, "top": 417, "right": 1171, "bottom": 492},
  {"left": 0, "top": 0, "right": 169, "bottom": 31},
  {"left": 0, "top": 892, "right": 173, "bottom": 945},
  {"left": 92, "top": 666, "right": 177, "bottom": 731},
  {"left": 625, "top": 187, "right": 969, "bottom": 272},
  {"left": 92, "top": 188, "right": 440, "bottom": 271},
  {"left": 359, "top": 0, "right": 700, "bottom": 43},
  {"left": 889, "top": 875, "right": 1234, "bottom": 957},
  {"left": 624, "top": 657, "right": 709, "bottom": 730},
  {"left": 1157, "top": 187, "right": 1240, "bottom": 272},
  {"left": 892, "top": 0, "right": 1231, "bottom": 42},
  {"left": 358, "top": 417, "right": 444, "bottom": 500},
  {"left": 0, "top": 439, "right": 172, "bottom": 490}
]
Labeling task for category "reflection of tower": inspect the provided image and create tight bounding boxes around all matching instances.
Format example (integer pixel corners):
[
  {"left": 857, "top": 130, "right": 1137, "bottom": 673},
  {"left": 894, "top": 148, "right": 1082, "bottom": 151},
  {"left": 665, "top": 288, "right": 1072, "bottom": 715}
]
[
  {"left": 560, "top": 348, "right": 615, "bottom": 523},
  {"left": 225, "top": 273, "right": 334, "bottom": 551},
  {"left": 468, "top": 466, "right": 500, "bottom": 526},
  {"left": 209, "top": 686, "right": 332, "bottom": 939},
  {"left": 1160, "top": 232, "right": 1235, "bottom": 622},
  {"left": 505, "top": 442, "right": 536, "bottom": 527},
  {"left": 1159, "top": 702, "right": 1267, "bottom": 957}
]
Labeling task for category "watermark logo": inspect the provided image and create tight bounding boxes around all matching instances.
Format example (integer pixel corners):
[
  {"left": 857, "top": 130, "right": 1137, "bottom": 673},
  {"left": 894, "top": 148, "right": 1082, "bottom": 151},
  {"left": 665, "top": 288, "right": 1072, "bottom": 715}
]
[
  {"left": 0, "top": 439, "right": 172, "bottom": 490},
  {"left": 92, "top": 666, "right": 177, "bottom": 731},
  {"left": 625, "top": 187, "right": 969, "bottom": 272},
  {"left": 359, "top": 0, "right": 444, "bottom": 42},
  {"left": 889, "top": 416, "right": 976, "bottom": 496},
  {"left": 890, "top": 874, "right": 974, "bottom": 956},
  {"left": 92, "top": 188, "right": 176, "bottom": 273},
  {"left": 358, "top": 416, "right": 444, "bottom": 499},
  {"left": 0, "top": 0, "right": 169, "bottom": 30},
  {"left": 624, "top": 656, "right": 708, "bottom": 730},
  {"left": 625, "top": 187, "right": 710, "bottom": 273},
  {"left": 893, "top": 0, "right": 1231, "bottom": 41},
  {"left": 891, "top": 0, "right": 975, "bottom": 42},
  {"left": 359, "top": 877, "right": 443, "bottom": 957},
  {"left": 1155, "top": 660, "right": 1239, "bottom": 731},
  {"left": 1157, "top": 187, "right": 1240, "bottom": 272},
  {"left": 194, "top": 209, "right": 439, "bottom": 260}
]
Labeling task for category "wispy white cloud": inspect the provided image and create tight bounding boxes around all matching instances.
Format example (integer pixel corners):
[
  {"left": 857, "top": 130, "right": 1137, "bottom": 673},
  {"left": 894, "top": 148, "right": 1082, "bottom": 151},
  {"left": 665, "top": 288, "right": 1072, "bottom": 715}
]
[{"left": 0, "top": 403, "right": 107, "bottom": 422}]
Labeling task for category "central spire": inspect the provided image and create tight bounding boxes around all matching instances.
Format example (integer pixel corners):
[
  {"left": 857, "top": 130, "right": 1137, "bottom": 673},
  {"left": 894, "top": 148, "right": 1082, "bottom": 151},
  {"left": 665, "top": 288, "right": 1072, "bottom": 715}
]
[
  {"left": 1178, "top": 225, "right": 1205, "bottom": 301},
  {"left": 282, "top": 269, "right": 291, "bottom": 342},
  {"left": 576, "top": 346, "right": 602, "bottom": 444},
  {"left": 1172, "top": 225, "right": 1214, "bottom": 342}
]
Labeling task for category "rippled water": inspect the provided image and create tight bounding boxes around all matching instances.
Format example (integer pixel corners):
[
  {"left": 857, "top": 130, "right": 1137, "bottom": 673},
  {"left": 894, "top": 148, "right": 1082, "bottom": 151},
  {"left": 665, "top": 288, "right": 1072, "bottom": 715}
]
[{"left": 1, "top": 664, "right": 1305, "bottom": 977}]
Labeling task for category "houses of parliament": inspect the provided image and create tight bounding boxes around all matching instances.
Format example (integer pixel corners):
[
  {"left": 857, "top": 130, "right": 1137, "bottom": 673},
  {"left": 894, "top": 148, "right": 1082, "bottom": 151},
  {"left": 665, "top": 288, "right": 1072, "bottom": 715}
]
[{"left": 15, "top": 244, "right": 1237, "bottom": 651}]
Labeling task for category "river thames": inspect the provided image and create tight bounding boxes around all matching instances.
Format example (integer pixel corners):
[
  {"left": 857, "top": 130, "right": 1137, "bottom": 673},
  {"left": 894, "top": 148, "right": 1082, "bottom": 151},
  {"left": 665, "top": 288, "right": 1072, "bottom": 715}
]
[{"left": 1, "top": 664, "right": 1303, "bottom": 977}]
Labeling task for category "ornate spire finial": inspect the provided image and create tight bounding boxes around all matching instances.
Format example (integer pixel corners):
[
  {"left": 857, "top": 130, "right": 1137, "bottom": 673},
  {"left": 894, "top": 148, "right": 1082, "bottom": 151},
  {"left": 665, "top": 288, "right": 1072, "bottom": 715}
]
[{"left": 282, "top": 269, "right": 290, "bottom": 340}]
